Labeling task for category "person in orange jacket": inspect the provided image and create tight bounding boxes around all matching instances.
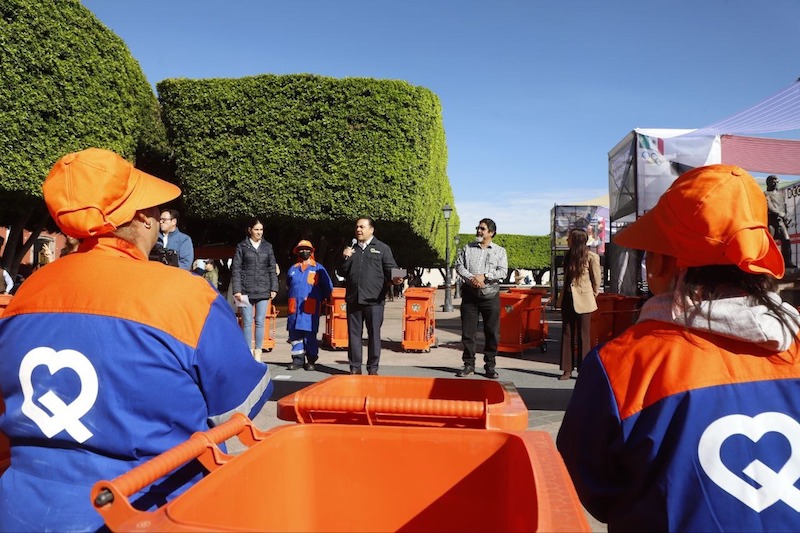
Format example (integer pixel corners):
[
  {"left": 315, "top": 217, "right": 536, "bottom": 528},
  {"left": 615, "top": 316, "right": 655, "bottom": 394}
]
[{"left": 557, "top": 164, "right": 800, "bottom": 531}]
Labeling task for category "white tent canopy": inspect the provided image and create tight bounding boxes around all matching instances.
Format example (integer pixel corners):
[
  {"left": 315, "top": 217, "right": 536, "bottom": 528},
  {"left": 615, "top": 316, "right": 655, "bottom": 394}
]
[{"left": 607, "top": 78, "right": 800, "bottom": 294}]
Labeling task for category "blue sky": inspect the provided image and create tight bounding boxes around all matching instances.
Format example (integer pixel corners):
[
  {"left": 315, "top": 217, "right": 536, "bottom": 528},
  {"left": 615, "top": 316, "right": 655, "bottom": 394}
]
[{"left": 82, "top": 0, "right": 800, "bottom": 235}]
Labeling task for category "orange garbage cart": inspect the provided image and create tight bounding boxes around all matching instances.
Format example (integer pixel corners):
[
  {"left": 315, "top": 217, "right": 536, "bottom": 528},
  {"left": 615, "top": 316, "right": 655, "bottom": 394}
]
[
  {"left": 92, "top": 414, "right": 590, "bottom": 532},
  {"left": 402, "top": 286, "right": 437, "bottom": 352},
  {"left": 276, "top": 375, "right": 528, "bottom": 430},
  {"left": 498, "top": 289, "right": 549, "bottom": 355},
  {"left": 506, "top": 287, "right": 549, "bottom": 352},
  {"left": 590, "top": 293, "right": 642, "bottom": 348},
  {"left": 237, "top": 300, "right": 279, "bottom": 351},
  {"left": 322, "top": 287, "right": 348, "bottom": 349}
]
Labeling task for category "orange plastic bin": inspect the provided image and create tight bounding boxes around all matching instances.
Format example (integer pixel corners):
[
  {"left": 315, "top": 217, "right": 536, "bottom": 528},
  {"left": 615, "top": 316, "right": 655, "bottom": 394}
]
[
  {"left": 322, "top": 287, "right": 348, "bottom": 349},
  {"left": 506, "top": 287, "right": 549, "bottom": 352},
  {"left": 277, "top": 375, "right": 528, "bottom": 430},
  {"left": 92, "top": 414, "right": 590, "bottom": 532},
  {"left": 590, "top": 293, "right": 642, "bottom": 348},
  {"left": 498, "top": 291, "right": 540, "bottom": 355},
  {"left": 402, "top": 286, "right": 437, "bottom": 352}
]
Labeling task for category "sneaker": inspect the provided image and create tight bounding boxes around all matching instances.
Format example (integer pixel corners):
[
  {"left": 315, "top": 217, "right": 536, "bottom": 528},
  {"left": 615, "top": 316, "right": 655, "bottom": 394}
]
[
  {"left": 485, "top": 369, "right": 499, "bottom": 379},
  {"left": 286, "top": 364, "right": 301, "bottom": 371},
  {"left": 368, "top": 370, "right": 379, "bottom": 376},
  {"left": 303, "top": 363, "right": 316, "bottom": 371},
  {"left": 456, "top": 365, "right": 475, "bottom": 377},
  {"left": 349, "top": 368, "right": 362, "bottom": 375}
]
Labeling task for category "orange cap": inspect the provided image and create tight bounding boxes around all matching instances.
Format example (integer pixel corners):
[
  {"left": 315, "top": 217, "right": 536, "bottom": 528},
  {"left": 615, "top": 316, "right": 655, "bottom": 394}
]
[
  {"left": 614, "top": 164, "right": 785, "bottom": 278},
  {"left": 293, "top": 239, "right": 315, "bottom": 255},
  {"left": 43, "top": 148, "right": 181, "bottom": 238}
]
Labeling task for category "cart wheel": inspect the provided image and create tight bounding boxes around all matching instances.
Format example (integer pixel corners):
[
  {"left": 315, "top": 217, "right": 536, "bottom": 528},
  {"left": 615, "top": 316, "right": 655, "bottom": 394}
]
[
  {"left": 425, "top": 349, "right": 430, "bottom": 353},
  {"left": 540, "top": 343, "right": 547, "bottom": 353}
]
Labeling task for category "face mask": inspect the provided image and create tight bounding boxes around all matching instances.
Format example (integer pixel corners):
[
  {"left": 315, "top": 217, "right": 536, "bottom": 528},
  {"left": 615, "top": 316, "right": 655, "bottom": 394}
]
[{"left": 298, "top": 250, "right": 312, "bottom": 260}]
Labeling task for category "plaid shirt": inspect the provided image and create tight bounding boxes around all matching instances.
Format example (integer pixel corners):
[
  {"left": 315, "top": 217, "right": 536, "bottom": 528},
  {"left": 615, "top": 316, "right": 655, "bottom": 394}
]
[{"left": 455, "top": 241, "right": 508, "bottom": 282}]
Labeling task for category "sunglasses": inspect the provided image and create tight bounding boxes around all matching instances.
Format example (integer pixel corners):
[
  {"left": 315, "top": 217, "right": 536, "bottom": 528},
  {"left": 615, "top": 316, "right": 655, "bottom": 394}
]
[{"left": 475, "top": 226, "right": 489, "bottom": 231}]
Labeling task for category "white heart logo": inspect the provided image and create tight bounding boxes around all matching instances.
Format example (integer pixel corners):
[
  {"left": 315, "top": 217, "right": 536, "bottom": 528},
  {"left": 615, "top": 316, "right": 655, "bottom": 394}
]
[
  {"left": 698, "top": 412, "right": 800, "bottom": 512},
  {"left": 19, "top": 347, "right": 98, "bottom": 443}
]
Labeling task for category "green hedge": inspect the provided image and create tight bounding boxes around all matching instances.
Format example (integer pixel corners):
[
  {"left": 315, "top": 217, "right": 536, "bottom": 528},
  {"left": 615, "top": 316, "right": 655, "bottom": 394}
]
[
  {"left": 158, "top": 74, "right": 456, "bottom": 265},
  {"left": 0, "top": 0, "right": 167, "bottom": 212}
]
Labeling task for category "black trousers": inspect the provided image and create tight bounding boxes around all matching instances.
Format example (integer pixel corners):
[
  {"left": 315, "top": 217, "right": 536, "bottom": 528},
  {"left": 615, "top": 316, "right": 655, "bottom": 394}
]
[
  {"left": 347, "top": 302, "right": 385, "bottom": 372},
  {"left": 459, "top": 290, "right": 500, "bottom": 370},
  {"left": 560, "top": 290, "right": 592, "bottom": 373}
]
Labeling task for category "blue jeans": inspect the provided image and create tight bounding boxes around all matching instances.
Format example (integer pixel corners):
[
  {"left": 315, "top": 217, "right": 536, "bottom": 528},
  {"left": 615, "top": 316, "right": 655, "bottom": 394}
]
[{"left": 241, "top": 298, "right": 268, "bottom": 350}]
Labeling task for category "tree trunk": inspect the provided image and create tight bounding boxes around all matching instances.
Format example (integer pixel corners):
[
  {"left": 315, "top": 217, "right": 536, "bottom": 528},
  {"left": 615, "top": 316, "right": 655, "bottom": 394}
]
[{"left": 1, "top": 209, "right": 48, "bottom": 281}]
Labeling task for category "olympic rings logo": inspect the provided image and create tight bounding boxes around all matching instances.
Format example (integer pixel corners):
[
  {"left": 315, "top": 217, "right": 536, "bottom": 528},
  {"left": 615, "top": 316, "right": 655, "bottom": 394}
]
[{"left": 640, "top": 150, "right": 664, "bottom": 165}]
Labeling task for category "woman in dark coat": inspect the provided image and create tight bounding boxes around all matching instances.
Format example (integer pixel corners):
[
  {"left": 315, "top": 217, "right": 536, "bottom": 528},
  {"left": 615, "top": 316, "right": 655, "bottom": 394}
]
[{"left": 231, "top": 217, "right": 278, "bottom": 358}]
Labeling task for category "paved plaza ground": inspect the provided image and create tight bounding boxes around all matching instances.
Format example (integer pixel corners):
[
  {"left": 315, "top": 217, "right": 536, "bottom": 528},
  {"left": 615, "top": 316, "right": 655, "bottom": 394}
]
[{"left": 232, "top": 287, "right": 607, "bottom": 532}]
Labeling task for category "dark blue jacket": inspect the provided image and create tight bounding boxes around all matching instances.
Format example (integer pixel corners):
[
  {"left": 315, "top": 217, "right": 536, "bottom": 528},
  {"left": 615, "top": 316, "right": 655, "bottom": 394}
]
[
  {"left": 231, "top": 238, "right": 278, "bottom": 300},
  {"left": 159, "top": 227, "right": 194, "bottom": 270},
  {"left": 339, "top": 237, "right": 398, "bottom": 305}
]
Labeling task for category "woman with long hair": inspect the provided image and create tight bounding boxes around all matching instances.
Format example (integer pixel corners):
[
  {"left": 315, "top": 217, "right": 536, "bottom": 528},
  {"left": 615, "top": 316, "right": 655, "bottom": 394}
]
[
  {"left": 558, "top": 228, "right": 601, "bottom": 380},
  {"left": 557, "top": 165, "right": 800, "bottom": 531},
  {"left": 231, "top": 217, "right": 279, "bottom": 358}
]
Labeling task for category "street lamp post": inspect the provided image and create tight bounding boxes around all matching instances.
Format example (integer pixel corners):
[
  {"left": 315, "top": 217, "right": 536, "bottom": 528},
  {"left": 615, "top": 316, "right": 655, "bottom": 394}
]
[
  {"left": 442, "top": 204, "right": 454, "bottom": 312},
  {"left": 453, "top": 234, "right": 461, "bottom": 299}
]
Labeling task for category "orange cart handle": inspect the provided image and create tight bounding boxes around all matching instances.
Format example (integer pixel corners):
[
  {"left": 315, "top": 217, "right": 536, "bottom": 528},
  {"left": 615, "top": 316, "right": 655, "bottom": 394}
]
[
  {"left": 93, "top": 414, "right": 249, "bottom": 506},
  {"left": 294, "top": 395, "right": 487, "bottom": 423}
]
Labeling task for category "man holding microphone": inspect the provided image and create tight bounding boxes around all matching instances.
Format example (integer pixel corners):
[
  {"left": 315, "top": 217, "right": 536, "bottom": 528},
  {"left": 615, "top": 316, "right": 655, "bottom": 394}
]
[{"left": 339, "top": 217, "right": 403, "bottom": 375}]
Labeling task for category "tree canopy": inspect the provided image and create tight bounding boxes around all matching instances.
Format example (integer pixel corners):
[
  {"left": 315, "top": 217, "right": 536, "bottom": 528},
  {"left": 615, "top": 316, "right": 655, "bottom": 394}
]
[
  {"left": 0, "top": 0, "right": 167, "bottom": 274},
  {"left": 158, "top": 74, "right": 457, "bottom": 268}
]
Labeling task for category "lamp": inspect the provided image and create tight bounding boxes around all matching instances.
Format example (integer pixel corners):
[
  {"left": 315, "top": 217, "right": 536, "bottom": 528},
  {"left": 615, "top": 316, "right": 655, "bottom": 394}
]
[
  {"left": 442, "top": 204, "right": 454, "bottom": 312},
  {"left": 453, "top": 234, "right": 461, "bottom": 299}
]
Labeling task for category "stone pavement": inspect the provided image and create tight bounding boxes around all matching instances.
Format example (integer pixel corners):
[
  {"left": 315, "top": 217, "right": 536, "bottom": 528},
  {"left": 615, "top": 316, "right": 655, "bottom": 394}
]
[{"left": 237, "top": 287, "right": 607, "bottom": 532}]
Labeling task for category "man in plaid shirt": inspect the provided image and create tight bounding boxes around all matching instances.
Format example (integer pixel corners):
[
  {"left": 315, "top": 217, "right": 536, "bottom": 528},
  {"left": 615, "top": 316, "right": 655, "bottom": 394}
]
[{"left": 454, "top": 218, "right": 508, "bottom": 379}]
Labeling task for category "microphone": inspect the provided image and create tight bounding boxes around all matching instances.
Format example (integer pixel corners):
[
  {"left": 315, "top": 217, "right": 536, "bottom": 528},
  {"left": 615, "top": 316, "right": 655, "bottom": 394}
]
[{"left": 344, "top": 238, "right": 357, "bottom": 260}]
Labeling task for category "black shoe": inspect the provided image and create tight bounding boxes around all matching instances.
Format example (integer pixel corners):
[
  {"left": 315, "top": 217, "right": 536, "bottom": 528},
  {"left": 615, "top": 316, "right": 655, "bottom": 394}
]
[
  {"left": 456, "top": 366, "right": 475, "bottom": 377},
  {"left": 303, "top": 363, "right": 316, "bottom": 371},
  {"left": 368, "top": 370, "right": 379, "bottom": 376},
  {"left": 485, "top": 369, "right": 499, "bottom": 379},
  {"left": 286, "top": 364, "right": 301, "bottom": 370},
  {"left": 349, "top": 368, "right": 362, "bottom": 375}
]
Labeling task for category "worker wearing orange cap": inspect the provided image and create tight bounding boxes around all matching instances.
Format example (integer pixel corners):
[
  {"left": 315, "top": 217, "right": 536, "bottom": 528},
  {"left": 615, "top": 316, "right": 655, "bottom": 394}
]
[
  {"left": 0, "top": 149, "right": 273, "bottom": 531},
  {"left": 285, "top": 240, "right": 333, "bottom": 371},
  {"left": 557, "top": 165, "right": 800, "bottom": 532}
]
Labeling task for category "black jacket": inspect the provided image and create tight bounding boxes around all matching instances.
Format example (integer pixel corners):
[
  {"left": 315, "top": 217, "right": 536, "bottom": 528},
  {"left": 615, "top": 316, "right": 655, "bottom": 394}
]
[
  {"left": 231, "top": 238, "right": 278, "bottom": 300},
  {"left": 339, "top": 237, "right": 398, "bottom": 305}
]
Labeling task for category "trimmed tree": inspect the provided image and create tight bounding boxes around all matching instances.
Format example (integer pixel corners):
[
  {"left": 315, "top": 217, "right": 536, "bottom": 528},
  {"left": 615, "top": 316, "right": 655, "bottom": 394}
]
[
  {"left": 0, "top": 0, "right": 168, "bottom": 277},
  {"left": 158, "top": 74, "right": 457, "bottom": 272}
]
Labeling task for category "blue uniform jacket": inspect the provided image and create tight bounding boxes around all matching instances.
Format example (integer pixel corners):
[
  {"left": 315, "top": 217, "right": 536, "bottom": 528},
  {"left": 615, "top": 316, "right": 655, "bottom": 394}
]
[
  {"left": 286, "top": 259, "right": 333, "bottom": 333},
  {"left": 557, "top": 317, "right": 800, "bottom": 532},
  {"left": 0, "top": 237, "right": 273, "bottom": 532}
]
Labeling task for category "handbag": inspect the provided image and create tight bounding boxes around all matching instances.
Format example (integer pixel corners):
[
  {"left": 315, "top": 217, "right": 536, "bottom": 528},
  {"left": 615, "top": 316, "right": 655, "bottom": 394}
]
[
  {"left": 467, "top": 282, "right": 500, "bottom": 300},
  {"left": 478, "top": 283, "right": 500, "bottom": 299}
]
